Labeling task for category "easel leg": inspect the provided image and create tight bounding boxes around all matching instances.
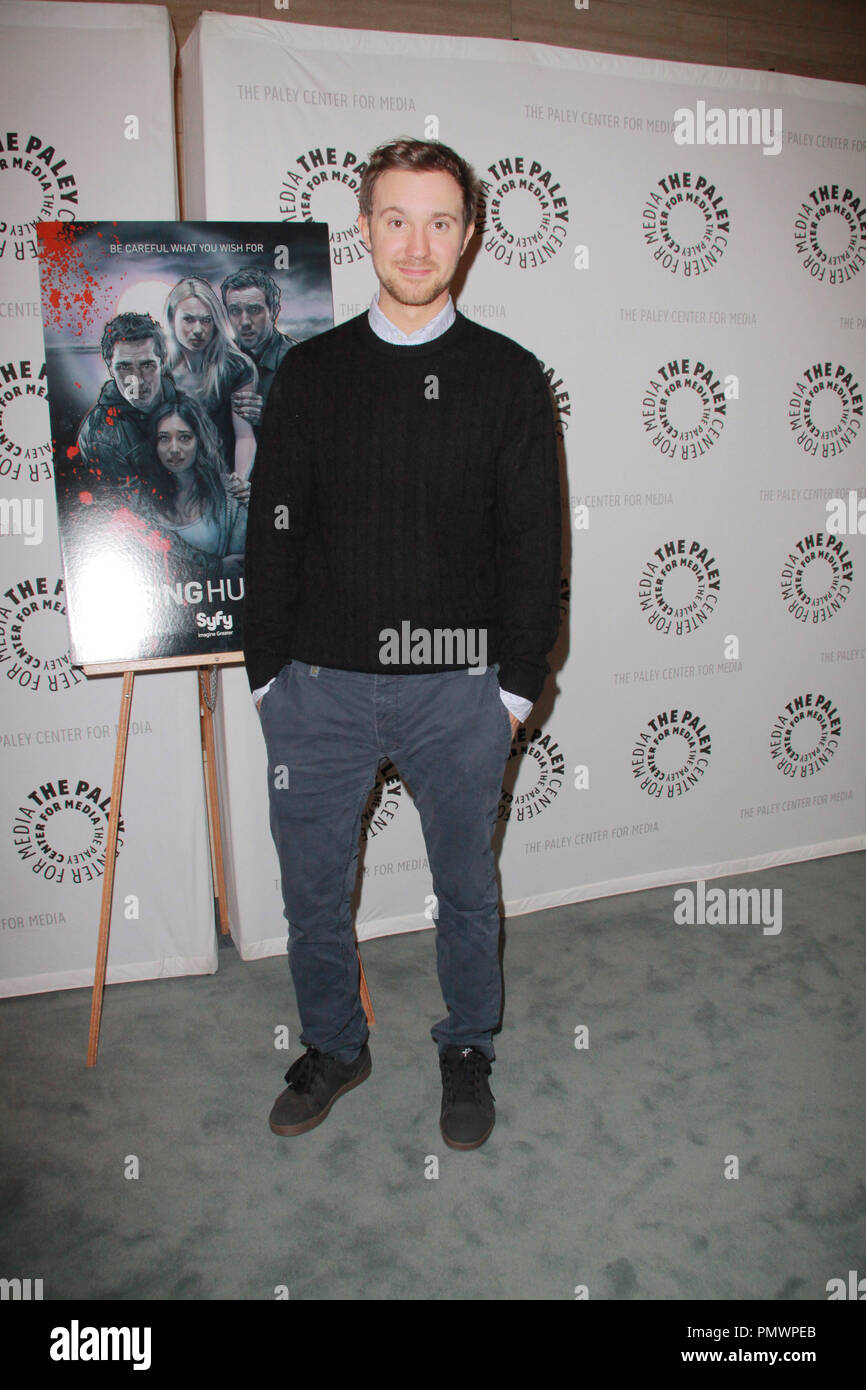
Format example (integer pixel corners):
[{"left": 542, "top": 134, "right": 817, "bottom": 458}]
[
  {"left": 86, "top": 669, "right": 135, "bottom": 1066},
  {"left": 359, "top": 952, "right": 375, "bottom": 1026},
  {"left": 199, "top": 667, "right": 230, "bottom": 936}
]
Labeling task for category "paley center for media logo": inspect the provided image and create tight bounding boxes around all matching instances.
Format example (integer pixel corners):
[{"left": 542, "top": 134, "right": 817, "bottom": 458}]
[
  {"left": 642, "top": 171, "right": 730, "bottom": 277},
  {"left": 788, "top": 360, "right": 861, "bottom": 459},
  {"left": 769, "top": 693, "right": 841, "bottom": 779},
  {"left": 12, "top": 775, "right": 125, "bottom": 885},
  {"left": 632, "top": 707, "right": 712, "bottom": 799},
  {"left": 638, "top": 538, "right": 721, "bottom": 636},
  {"left": 279, "top": 145, "right": 371, "bottom": 267},
  {"left": 780, "top": 532, "right": 853, "bottom": 625},
  {"left": 478, "top": 154, "right": 570, "bottom": 269},
  {"left": 794, "top": 183, "right": 866, "bottom": 285}
]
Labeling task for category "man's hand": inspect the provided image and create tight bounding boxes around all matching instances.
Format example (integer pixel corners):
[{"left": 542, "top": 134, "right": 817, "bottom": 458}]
[
  {"left": 509, "top": 712, "right": 520, "bottom": 738},
  {"left": 231, "top": 387, "right": 263, "bottom": 426},
  {"left": 222, "top": 472, "right": 251, "bottom": 505}
]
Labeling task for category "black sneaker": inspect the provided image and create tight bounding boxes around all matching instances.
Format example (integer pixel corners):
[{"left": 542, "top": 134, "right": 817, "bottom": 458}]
[
  {"left": 439, "top": 1045, "right": 495, "bottom": 1150},
  {"left": 269, "top": 1042, "right": 371, "bottom": 1136}
]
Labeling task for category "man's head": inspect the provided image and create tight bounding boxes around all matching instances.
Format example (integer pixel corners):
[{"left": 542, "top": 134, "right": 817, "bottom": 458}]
[
  {"left": 221, "top": 269, "right": 281, "bottom": 355},
  {"left": 358, "top": 138, "right": 479, "bottom": 233},
  {"left": 101, "top": 313, "right": 166, "bottom": 409},
  {"left": 357, "top": 139, "right": 479, "bottom": 322}
]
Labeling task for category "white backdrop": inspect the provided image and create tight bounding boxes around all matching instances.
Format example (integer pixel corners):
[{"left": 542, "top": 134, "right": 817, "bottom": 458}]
[
  {"left": 0, "top": 2, "right": 216, "bottom": 996},
  {"left": 183, "top": 15, "right": 865, "bottom": 961}
]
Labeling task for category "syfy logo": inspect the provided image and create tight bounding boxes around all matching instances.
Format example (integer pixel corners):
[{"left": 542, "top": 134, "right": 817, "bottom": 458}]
[{"left": 196, "top": 609, "right": 233, "bottom": 633}]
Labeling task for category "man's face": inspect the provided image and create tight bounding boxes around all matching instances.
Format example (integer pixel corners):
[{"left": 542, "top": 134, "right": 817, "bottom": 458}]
[
  {"left": 109, "top": 338, "right": 162, "bottom": 408},
  {"left": 225, "top": 286, "right": 274, "bottom": 354},
  {"left": 357, "top": 168, "right": 473, "bottom": 316}
]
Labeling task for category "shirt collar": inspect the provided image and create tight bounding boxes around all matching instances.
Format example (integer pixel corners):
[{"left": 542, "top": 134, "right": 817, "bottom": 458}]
[{"left": 367, "top": 290, "right": 455, "bottom": 345}]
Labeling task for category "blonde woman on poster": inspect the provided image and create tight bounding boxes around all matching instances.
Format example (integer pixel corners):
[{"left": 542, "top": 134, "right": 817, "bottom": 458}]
[{"left": 165, "top": 276, "right": 257, "bottom": 480}]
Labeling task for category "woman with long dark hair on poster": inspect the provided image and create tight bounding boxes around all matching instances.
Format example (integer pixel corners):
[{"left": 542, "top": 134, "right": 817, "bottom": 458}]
[
  {"left": 142, "top": 395, "right": 247, "bottom": 581},
  {"left": 164, "top": 276, "right": 258, "bottom": 480}
]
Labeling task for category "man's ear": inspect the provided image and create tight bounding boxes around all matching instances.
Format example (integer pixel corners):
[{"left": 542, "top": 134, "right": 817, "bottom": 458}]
[
  {"left": 357, "top": 211, "right": 371, "bottom": 251},
  {"left": 460, "top": 219, "right": 475, "bottom": 255}
]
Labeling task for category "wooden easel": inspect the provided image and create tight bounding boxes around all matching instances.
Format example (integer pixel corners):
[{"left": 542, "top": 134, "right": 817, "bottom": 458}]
[{"left": 84, "top": 654, "right": 374, "bottom": 1065}]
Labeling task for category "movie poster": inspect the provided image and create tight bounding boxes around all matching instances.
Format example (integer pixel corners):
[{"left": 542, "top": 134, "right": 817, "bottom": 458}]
[{"left": 36, "top": 221, "right": 333, "bottom": 667}]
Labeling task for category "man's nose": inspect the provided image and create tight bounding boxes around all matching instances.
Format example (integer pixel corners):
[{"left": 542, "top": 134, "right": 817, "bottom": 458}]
[{"left": 406, "top": 223, "right": 430, "bottom": 257}]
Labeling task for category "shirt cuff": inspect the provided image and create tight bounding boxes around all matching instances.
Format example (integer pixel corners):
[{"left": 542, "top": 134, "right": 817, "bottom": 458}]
[
  {"left": 499, "top": 687, "right": 532, "bottom": 723},
  {"left": 252, "top": 677, "right": 276, "bottom": 706}
]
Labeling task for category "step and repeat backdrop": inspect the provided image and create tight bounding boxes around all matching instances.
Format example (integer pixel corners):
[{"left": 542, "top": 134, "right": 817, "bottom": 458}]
[
  {"left": 1, "top": 4, "right": 863, "bottom": 994},
  {"left": 183, "top": 15, "right": 865, "bottom": 960},
  {"left": 0, "top": 2, "right": 215, "bottom": 996}
]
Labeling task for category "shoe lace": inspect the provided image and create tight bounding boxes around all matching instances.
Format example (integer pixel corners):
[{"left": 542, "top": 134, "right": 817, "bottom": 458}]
[
  {"left": 284, "top": 1046, "right": 324, "bottom": 1095},
  {"left": 442, "top": 1047, "right": 493, "bottom": 1105}
]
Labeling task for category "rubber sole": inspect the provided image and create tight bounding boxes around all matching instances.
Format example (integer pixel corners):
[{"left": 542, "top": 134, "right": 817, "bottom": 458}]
[
  {"left": 440, "top": 1115, "right": 495, "bottom": 1150},
  {"left": 269, "top": 1056, "right": 372, "bottom": 1136}
]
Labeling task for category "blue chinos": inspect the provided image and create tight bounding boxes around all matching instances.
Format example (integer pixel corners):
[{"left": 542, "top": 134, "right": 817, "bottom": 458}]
[{"left": 259, "top": 658, "right": 513, "bottom": 1064}]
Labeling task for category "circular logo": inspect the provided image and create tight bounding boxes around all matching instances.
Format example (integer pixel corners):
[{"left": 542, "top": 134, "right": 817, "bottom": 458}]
[
  {"left": 498, "top": 729, "right": 565, "bottom": 823},
  {"left": 642, "top": 356, "right": 728, "bottom": 459},
  {"left": 0, "top": 360, "right": 51, "bottom": 485},
  {"left": 0, "top": 133, "right": 80, "bottom": 261},
  {"left": 361, "top": 759, "right": 404, "bottom": 840},
  {"left": 0, "top": 576, "right": 82, "bottom": 694},
  {"left": 642, "top": 172, "right": 730, "bottom": 277},
  {"left": 794, "top": 184, "right": 866, "bottom": 285},
  {"left": 638, "top": 539, "right": 721, "bottom": 635},
  {"left": 788, "top": 361, "right": 862, "bottom": 459},
  {"left": 479, "top": 156, "right": 569, "bottom": 269},
  {"left": 278, "top": 146, "right": 370, "bottom": 268},
  {"left": 12, "top": 775, "right": 123, "bottom": 884},
  {"left": 781, "top": 533, "right": 853, "bottom": 625},
  {"left": 632, "top": 708, "right": 712, "bottom": 799},
  {"left": 770, "top": 693, "right": 841, "bottom": 777}
]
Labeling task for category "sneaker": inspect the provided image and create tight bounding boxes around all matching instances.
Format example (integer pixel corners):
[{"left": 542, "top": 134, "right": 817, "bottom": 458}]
[
  {"left": 269, "top": 1042, "right": 371, "bottom": 1136},
  {"left": 439, "top": 1045, "right": 495, "bottom": 1150}
]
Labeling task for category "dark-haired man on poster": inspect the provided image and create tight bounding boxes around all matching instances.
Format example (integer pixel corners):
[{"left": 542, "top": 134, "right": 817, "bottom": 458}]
[
  {"left": 220, "top": 269, "right": 298, "bottom": 430},
  {"left": 244, "top": 137, "right": 561, "bottom": 1150},
  {"left": 76, "top": 312, "right": 179, "bottom": 490}
]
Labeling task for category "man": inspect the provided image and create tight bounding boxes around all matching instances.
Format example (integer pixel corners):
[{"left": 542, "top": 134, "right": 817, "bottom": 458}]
[
  {"left": 220, "top": 269, "right": 298, "bottom": 432},
  {"left": 244, "top": 138, "right": 561, "bottom": 1150},
  {"left": 76, "top": 312, "right": 180, "bottom": 489}
]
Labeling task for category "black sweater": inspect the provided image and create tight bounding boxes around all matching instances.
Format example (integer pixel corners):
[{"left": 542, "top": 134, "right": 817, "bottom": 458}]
[{"left": 243, "top": 310, "right": 561, "bottom": 704}]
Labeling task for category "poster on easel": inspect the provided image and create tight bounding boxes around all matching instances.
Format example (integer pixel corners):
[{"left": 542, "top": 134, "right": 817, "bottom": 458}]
[{"left": 36, "top": 220, "right": 333, "bottom": 670}]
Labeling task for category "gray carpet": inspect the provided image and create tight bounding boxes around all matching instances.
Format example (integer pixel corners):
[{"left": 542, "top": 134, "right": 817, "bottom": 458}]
[{"left": 1, "top": 851, "right": 863, "bottom": 1301}]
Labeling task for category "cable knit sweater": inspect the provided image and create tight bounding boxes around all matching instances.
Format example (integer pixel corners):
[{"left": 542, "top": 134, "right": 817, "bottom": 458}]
[{"left": 243, "top": 310, "right": 561, "bottom": 704}]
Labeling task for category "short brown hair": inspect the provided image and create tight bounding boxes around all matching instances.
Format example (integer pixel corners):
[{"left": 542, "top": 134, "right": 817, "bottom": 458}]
[{"left": 359, "top": 137, "right": 479, "bottom": 230}]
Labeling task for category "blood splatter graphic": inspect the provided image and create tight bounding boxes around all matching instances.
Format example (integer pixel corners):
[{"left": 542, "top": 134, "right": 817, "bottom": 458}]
[
  {"left": 37, "top": 223, "right": 125, "bottom": 336},
  {"left": 114, "top": 506, "right": 173, "bottom": 581}
]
